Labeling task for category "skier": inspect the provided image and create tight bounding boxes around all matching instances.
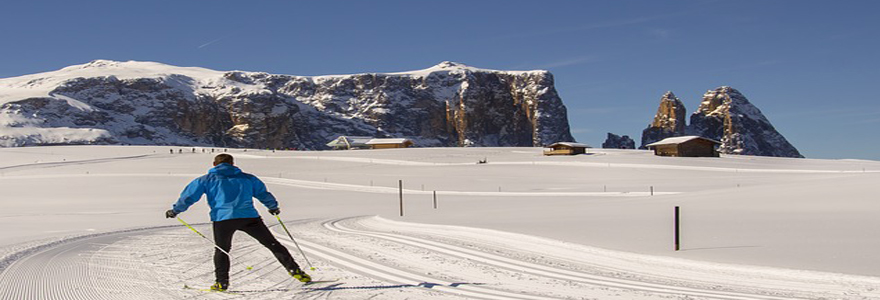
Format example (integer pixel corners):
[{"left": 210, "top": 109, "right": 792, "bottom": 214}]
[{"left": 165, "top": 154, "right": 311, "bottom": 291}]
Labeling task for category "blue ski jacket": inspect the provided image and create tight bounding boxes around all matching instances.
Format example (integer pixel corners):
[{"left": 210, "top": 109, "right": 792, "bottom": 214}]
[{"left": 172, "top": 163, "right": 278, "bottom": 222}]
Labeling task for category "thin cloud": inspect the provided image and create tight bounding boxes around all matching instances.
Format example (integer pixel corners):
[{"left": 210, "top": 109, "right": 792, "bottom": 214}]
[
  {"left": 493, "top": 11, "right": 689, "bottom": 41},
  {"left": 844, "top": 111, "right": 880, "bottom": 125},
  {"left": 853, "top": 118, "right": 880, "bottom": 124},
  {"left": 775, "top": 107, "right": 880, "bottom": 121},
  {"left": 493, "top": 1, "right": 720, "bottom": 41},
  {"left": 557, "top": 80, "right": 628, "bottom": 93},
  {"left": 648, "top": 28, "right": 672, "bottom": 39},
  {"left": 705, "top": 60, "right": 782, "bottom": 73},
  {"left": 198, "top": 37, "right": 227, "bottom": 49},
  {"left": 534, "top": 56, "right": 599, "bottom": 69},
  {"left": 197, "top": 31, "right": 242, "bottom": 49}
]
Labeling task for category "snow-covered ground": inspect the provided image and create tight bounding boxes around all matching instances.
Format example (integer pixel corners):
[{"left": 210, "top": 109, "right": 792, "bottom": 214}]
[{"left": 1, "top": 146, "right": 879, "bottom": 299}]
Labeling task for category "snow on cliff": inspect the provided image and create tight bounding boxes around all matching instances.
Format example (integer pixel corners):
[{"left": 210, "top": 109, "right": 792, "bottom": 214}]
[{"left": 0, "top": 60, "right": 574, "bottom": 148}]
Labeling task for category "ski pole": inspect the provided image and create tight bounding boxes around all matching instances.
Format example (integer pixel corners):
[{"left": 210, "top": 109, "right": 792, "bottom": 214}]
[
  {"left": 176, "top": 217, "right": 231, "bottom": 257},
  {"left": 275, "top": 215, "right": 315, "bottom": 270}
]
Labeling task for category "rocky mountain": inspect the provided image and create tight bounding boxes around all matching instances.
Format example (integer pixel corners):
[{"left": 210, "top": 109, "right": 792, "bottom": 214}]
[
  {"left": 0, "top": 60, "right": 574, "bottom": 149},
  {"left": 602, "top": 133, "right": 635, "bottom": 149},
  {"left": 639, "top": 87, "right": 802, "bottom": 158},
  {"left": 689, "top": 87, "right": 802, "bottom": 158},
  {"left": 640, "top": 91, "right": 687, "bottom": 149}
]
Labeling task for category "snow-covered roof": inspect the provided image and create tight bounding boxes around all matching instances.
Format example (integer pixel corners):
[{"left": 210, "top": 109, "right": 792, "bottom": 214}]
[
  {"left": 645, "top": 136, "right": 720, "bottom": 147},
  {"left": 326, "top": 136, "right": 374, "bottom": 147},
  {"left": 365, "top": 138, "right": 413, "bottom": 145},
  {"left": 546, "top": 142, "right": 591, "bottom": 148},
  {"left": 345, "top": 136, "right": 374, "bottom": 144}
]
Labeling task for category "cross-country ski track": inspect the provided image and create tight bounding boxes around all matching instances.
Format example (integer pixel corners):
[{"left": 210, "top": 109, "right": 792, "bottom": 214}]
[{"left": 2, "top": 216, "right": 879, "bottom": 300}]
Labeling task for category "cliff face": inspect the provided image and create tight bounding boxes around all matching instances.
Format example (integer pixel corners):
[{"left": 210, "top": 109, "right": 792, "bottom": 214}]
[
  {"left": 640, "top": 91, "right": 687, "bottom": 148},
  {"left": 689, "top": 87, "right": 802, "bottom": 157},
  {"left": 0, "top": 60, "right": 574, "bottom": 149},
  {"left": 602, "top": 133, "right": 635, "bottom": 149}
]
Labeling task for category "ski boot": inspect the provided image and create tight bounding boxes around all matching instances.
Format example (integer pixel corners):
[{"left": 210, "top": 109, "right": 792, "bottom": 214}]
[
  {"left": 210, "top": 281, "right": 228, "bottom": 292},
  {"left": 289, "top": 269, "right": 312, "bottom": 283}
]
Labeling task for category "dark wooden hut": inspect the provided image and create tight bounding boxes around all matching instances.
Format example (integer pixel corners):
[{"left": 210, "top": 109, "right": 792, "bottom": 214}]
[
  {"left": 645, "top": 136, "right": 720, "bottom": 157},
  {"left": 365, "top": 138, "right": 414, "bottom": 149},
  {"left": 543, "top": 142, "right": 591, "bottom": 156}
]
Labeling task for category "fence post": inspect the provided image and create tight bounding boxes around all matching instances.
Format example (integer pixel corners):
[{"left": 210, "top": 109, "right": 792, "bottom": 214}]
[
  {"left": 399, "top": 180, "right": 404, "bottom": 217},
  {"left": 433, "top": 191, "right": 437, "bottom": 209},
  {"left": 674, "top": 206, "right": 681, "bottom": 251}
]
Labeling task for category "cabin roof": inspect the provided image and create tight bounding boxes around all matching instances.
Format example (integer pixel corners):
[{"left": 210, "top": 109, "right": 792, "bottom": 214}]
[
  {"left": 326, "top": 136, "right": 374, "bottom": 147},
  {"left": 546, "top": 142, "right": 591, "bottom": 148},
  {"left": 365, "top": 138, "right": 413, "bottom": 145},
  {"left": 645, "top": 136, "right": 721, "bottom": 147}
]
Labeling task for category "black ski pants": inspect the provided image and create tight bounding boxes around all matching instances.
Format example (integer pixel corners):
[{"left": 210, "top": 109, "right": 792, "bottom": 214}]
[{"left": 212, "top": 217, "right": 300, "bottom": 284}]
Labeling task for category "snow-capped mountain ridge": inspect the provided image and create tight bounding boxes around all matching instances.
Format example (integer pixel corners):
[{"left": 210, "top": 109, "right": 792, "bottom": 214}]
[{"left": 0, "top": 60, "right": 573, "bottom": 149}]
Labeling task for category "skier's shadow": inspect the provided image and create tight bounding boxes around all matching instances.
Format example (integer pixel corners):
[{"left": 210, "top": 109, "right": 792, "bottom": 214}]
[{"left": 303, "top": 282, "right": 484, "bottom": 292}]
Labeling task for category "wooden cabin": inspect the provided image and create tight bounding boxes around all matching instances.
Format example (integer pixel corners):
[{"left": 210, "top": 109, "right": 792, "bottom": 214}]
[
  {"left": 645, "top": 136, "right": 720, "bottom": 157},
  {"left": 326, "top": 136, "right": 374, "bottom": 150},
  {"left": 365, "top": 138, "right": 414, "bottom": 149},
  {"left": 543, "top": 142, "right": 591, "bottom": 156}
]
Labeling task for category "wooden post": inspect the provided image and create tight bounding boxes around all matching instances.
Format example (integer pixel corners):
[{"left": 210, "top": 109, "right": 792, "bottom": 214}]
[
  {"left": 650, "top": 186, "right": 654, "bottom": 196},
  {"left": 433, "top": 191, "right": 437, "bottom": 209},
  {"left": 674, "top": 206, "right": 680, "bottom": 251},
  {"left": 399, "top": 180, "right": 404, "bottom": 217}
]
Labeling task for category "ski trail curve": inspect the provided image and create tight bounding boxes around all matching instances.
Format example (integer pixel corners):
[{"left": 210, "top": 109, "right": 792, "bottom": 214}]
[
  {"left": 323, "top": 218, "right": 793, "bottom": 300},
  {"left": 274, "top": 216, "right": 880, "bottom": 300},
  {"left": 1, "top": 219, "right": 464, "bottom": 300},
  {"left": 0, "top": 228, "right": 180, "bottom": 300},
  {"left": 272, "top": 230, "right": 560, "bottom": 300},
  {"left": 275, "top": 218, "right": 710, "bottom": 299}
]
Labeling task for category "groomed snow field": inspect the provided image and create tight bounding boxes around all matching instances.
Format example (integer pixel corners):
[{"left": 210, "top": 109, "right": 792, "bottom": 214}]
[{"left": 1, "top": 146, "right": 879, "bottom": 299}]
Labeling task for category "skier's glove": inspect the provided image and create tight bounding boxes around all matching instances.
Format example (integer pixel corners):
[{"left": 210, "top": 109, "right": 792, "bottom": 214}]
[
  {"left": 268, "top": 208, "right": 281, "bottom": 215},
  {"left": 165, "top": 209, "right": 179, "bottom": 218}
]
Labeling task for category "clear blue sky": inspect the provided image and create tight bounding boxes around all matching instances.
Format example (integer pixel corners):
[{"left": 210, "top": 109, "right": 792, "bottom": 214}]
[{"left": 2, "top": 0, "right": 878, "bottom": 160}]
